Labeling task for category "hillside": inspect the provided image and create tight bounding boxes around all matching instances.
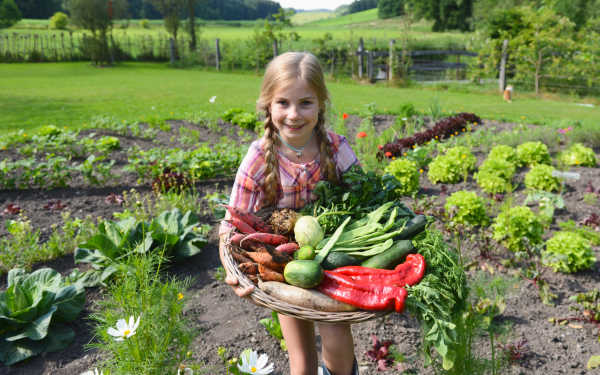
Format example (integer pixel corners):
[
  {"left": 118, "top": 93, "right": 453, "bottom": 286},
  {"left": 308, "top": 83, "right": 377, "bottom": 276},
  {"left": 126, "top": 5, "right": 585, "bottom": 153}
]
[{"left": 304, "top": 8, "right": 378, "bottom": 27}]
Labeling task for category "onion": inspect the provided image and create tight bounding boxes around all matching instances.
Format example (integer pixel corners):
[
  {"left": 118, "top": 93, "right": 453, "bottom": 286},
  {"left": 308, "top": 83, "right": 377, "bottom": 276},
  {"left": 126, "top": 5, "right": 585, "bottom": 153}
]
[{"left": 294, "top": 211, "right": 353, "bottom": 248}]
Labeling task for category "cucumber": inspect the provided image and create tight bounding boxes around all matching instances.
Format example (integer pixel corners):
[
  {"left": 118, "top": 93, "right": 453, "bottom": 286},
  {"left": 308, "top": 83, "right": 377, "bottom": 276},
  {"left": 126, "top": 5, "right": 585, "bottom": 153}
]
[
  {"left": 284, "top": 260, "right": 324, "bottom": 288},
  {"left": 394, "top": 215, "right": 428, "bottom": 241},
  {"left": 294, "top": 246, "right": 316, "bottom": 261},
  {"left": 360, "top": 240, "right": 416, "bottom": 270},
  {"left": 321, "top": 252, "right": 360, "bottom": 271}
]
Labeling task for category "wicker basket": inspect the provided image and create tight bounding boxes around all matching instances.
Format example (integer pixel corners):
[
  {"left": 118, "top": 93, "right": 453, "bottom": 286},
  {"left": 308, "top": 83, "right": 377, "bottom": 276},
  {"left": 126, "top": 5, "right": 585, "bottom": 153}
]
[{"left": 222, "top": 207, "right": 390, "bottom": 324}]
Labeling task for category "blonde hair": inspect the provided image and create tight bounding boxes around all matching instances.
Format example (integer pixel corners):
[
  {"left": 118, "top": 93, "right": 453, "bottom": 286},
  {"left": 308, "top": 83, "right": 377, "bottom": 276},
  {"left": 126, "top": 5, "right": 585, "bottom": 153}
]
[{"left": 256, "top": 52, "right": 339, "bottom": 208}]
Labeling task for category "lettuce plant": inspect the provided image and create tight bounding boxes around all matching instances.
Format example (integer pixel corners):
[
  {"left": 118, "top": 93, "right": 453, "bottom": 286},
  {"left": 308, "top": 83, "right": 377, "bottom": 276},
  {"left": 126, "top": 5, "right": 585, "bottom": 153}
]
[
  {"left": 384, "top": 158, "right": 420, "bottom": 195},
  {"left": 488, "top": 145, "right": 517, "bottom": 165},
  {"left": 444, "top": 191, "right": 490, "bottom": 227},
  {"left": 524, "top": 164, "right": 560, "bottom": 192},
  {"left": 558, "top": 143, "right": 598, "bottom": 167},
  {"left": 492, "top": 206, "right": 544, "bottom": 252},
  {"left": 0, "top": 268, "right": 86, "bottom": 365},
  {"left": 516, "top": 142, "right": 552, "bottom": 167},
  {"left": 74, "top": 208, "right": 210, "bottom": 287},
  {"left": 474, "top": 158, "right": 516, "bottom": 194},
  {"left": 427, "top": 146, "right": 477, "bottom": 184},
  {"left": 543, "top": 231, "right": 596, "bottom": 273}
]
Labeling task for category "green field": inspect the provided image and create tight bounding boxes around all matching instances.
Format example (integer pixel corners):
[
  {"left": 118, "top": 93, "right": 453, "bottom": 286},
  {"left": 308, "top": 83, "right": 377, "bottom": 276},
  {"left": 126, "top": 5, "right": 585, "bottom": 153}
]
[
  {"left": 304, "top": 8, "right": 379, "bottom": 26},
  {"left": 291, "top": 11, "right": 335, "bottom": 25},
  {"left": 1, "top": 62, "right": 598, "bottom": 135}
]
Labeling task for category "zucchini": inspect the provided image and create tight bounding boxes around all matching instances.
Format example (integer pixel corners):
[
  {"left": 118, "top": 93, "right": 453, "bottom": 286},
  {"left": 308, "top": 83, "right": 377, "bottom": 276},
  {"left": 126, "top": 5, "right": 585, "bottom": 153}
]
[
  {"left": 360, "top": 240, "right": 416, "bottom": 270},
  {"left": 321, "top": 252, "right": 360, "bottom": 271},
  {"left": 394, "top": 215, "right": 428, "bottom": 241}
]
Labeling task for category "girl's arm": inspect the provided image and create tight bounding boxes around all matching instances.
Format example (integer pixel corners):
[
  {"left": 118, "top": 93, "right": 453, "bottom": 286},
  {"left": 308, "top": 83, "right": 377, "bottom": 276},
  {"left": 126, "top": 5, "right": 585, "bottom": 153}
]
[{"left": 219, "top": 233, "right": 256, "bottom": 299}]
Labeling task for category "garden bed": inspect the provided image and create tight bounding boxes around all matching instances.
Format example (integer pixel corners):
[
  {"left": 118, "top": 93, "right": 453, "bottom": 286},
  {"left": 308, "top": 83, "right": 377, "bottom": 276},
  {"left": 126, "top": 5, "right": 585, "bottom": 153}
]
[{"left": 0, "top": 115, "right": 599, "bottom": 375}]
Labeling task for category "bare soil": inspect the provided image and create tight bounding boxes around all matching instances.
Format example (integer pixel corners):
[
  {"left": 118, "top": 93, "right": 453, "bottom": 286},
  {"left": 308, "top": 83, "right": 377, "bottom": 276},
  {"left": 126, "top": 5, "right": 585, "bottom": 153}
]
[{"left": 0, "top": 116, "right": 599, "bottom": 375}]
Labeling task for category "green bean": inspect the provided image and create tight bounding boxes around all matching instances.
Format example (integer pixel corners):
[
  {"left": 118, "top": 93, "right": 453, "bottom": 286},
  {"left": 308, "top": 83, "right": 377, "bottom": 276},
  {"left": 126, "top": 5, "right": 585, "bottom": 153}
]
[
  {"left": 346, "top": 239, "right": 394, "bottom": 257},
  {"left": 344, "top": 201, "right": 394, "bottom": 232},
  {"left": 314, "top": 216, "right": 352, "bottom": 264},
  {"left": 345, "top": 221, "right": 407, "bottom": 247},
  {"left": 316, "top": 223, "right": 384, "bottom": 250},
  {"left": 366, "top": 201, "right": 395, "bottom": 226}
]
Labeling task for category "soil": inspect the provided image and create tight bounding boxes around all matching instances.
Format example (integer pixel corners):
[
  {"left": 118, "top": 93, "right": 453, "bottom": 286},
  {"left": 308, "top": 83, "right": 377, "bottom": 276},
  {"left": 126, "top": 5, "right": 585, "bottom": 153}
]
[{"left": 0, "top": 116, "right": 599, "bottom": 375}]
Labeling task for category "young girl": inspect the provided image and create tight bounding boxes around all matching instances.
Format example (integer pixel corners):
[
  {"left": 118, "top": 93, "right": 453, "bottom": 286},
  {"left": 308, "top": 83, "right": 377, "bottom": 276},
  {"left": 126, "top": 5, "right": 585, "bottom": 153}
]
[{"left": 219, "top": 52, "right": 360, "bottom": 375}]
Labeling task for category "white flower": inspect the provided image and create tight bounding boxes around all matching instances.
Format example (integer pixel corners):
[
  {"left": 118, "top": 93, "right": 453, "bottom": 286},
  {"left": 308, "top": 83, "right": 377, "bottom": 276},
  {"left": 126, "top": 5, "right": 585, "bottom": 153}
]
[
  {"left": 81, "top": 369, "right": 102, "bottom": 375},
  {"left": 237, "top": 351, "right": 274, "bottom": 375},
  {"left": 177, "top": 364, "right": 193, "bottom": 375},
  {"left": 107, "top": 315, "right": 140, "bottom": 341},
  {"left": 151, "top": 106, "right": 155, "bottom": 110},
  {"left": 209, "top": 96, "right": 217, "bottom": 103},
  {"left": 402, "top": 118, "right": 408, "bottom": 121}
]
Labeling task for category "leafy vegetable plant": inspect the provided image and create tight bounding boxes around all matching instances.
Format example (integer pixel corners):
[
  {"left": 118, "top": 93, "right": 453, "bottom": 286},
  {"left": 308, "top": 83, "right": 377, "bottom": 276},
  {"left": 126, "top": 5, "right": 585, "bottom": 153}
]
[
  {"left": 474, "top": 158, "right": 515, "bottom": 194},
  {"left": 259, "top": 311, "right": 287, "bottom": 351},
  {"left": 0, "top": 268, "right": 86, "bottom": 365},
  {"left": 558, "top": 143, "right": 597, "bottom": 167},
  {"left": 384, "top": 158, "right": 420, "bottom": 196},
  {"left": 558, "top": 219, "right": 600, "bottom": 246},
  {"left": 516, "top": 141, "right": 552, "bottom": 167},
  {"left": 524, "top": 164, "right": 560, "bottom": 192},
  {"left": 74, "top": 209, "right": 210, "bottom": 287},
  {"left": 523, "top": 190, "right": 564, "bottom": 224},
  {"left": 487, "top": 144, "right": 517, "bottom": 165},
  {"left": 444, "top": 191, "right": 490, "bottom": 227},
  {"left": 492, "top": 206, "right": 544, "bottom": 252},
  {"left": 543, "top": 231, "right": 596, "bottom": 273},
  {"left": 427, "top": 146, "right": 477, "bottom": 184}
]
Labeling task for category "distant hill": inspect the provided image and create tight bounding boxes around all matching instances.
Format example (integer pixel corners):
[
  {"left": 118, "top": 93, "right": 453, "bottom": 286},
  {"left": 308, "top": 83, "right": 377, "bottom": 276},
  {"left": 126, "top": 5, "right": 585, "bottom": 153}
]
[
  {"left": 304, "top": 8, "right": 378, "bottom": 26},
  {"left": 292, "top": 9, "right": 334, "bottom": 13}
]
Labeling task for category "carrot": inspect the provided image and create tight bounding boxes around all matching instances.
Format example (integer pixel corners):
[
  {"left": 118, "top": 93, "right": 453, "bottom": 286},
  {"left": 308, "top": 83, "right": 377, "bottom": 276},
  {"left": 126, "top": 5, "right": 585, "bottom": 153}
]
[
  {"left": 276, "top": 243, "right": 300, "bottom": 255},
  {"left": 258, "top": 265, "right": 286, "bottom": 282},
  {"left": 225, "top": 219, "right": 256, "bottom": 234},
  {"left": 246, "top": 274, "right": 258, "bottom": 284},
  {"left": 257, "top": 280, "right": 358, "bottom": 312},
  {"left": 239, "top": 263, "right": 259, "bottom": 275},
  {"left": 240, "top": 233, "right": 289, "bottom": 247},
  {"left": 229, "top": 248, "right": 252, "bottom": 264},
  {"left": 230, "top": 233, "right": 246, "bottom": 247},
  {"left": 220, "top": 205, "right": 272, "bottom": 233},
  {"left": 243, "top": 252, "right": 287, "bottom": 273},
  {"left": 248, "top": 243, "right": 268, "bottom": 253},
  {"left": 262, "top": 243, "right": 294, "bottom": 264}
]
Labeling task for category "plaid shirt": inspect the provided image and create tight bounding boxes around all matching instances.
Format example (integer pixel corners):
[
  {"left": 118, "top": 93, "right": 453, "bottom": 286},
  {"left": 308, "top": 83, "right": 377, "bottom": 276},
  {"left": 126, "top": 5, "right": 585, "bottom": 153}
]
[{"left": 219, "top": 132, "right": 359, "bottom": 235}]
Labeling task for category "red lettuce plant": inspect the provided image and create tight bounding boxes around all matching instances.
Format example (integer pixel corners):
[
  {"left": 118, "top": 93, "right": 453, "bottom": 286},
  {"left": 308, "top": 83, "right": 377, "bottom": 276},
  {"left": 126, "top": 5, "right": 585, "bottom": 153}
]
[
  {"left": 43, "top": 200, "right": 69, "bottom": 212},
  {"left": 364, "top": 334, "right": 394, "bottom": 371},
  {"left": 0, "top": 204, "right": 21, "bottom": 216}
]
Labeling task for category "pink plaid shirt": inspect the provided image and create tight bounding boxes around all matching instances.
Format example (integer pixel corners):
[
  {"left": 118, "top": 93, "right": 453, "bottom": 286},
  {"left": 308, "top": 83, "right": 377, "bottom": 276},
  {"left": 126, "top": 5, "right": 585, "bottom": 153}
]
[{"left": 219, "top": 132, "right": 359, "bottom": 235}]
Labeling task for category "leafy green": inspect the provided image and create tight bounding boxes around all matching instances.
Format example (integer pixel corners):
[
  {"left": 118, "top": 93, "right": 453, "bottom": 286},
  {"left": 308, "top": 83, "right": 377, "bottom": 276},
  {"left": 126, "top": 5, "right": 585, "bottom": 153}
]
[
  {"left": 74, "top": 209, "right": 210, "bottom": 287},
  {"left": 516, "top": 141, "right": 552, "bottom": 167},
  {"left": 524, "top": 164, "right": 560, "bottom": 192},
  {"left": 259, "top": 311, "right": 287, "bottom": 351},
  {"left": 301, "top": 165, "right": 415, "bottom": 235},
  {"left": 427, "top": 146, "right": 477, "bottom": 184},
  {"left": 384, "top": 158, "right": 420, "bottom": 196},
  {"left": 407, "top": 228, "right": 468, "bottom": 370},
  {"left": 492, "top": 206, "right": 544, "bottom": 252},
  {"left": 444, "top": 191, "right": 490, "bottom": 227},
  {"left": 559, "top": 143, "right": 597, "bottom": 167},
  {"left": 474, "top": 158, "right": 515, "bottom": 194},
  {"left": 558, "top": 219, "right": 600, "bottom": 245},
  {"left": 488, "top": 144, "right": 517, "bottom": 165},
  {"left": 543, "top": 231, "right": 596, "bottom": 273},
  {"left": 0, "top": 268, "right": 85, "bottom": 365}
]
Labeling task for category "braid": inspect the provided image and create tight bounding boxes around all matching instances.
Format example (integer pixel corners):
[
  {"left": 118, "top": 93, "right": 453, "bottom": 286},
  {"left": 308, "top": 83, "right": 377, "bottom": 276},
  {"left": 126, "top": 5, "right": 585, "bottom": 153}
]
[
  {"left": 261, "top": 109, "right": 281, "bottom": 208},
  {"left": 315, "top": 112, "right": 339, "bottom": 185}
]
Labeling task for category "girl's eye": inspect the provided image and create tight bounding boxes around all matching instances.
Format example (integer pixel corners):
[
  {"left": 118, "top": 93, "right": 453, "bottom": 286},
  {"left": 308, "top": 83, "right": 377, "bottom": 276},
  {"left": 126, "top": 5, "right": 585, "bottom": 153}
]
[
  {"left": 277, "top": 101, "right": 288, "bottom": 106},
  {"left": 302, "top": 101, "right": 313, "bottom": 106}
]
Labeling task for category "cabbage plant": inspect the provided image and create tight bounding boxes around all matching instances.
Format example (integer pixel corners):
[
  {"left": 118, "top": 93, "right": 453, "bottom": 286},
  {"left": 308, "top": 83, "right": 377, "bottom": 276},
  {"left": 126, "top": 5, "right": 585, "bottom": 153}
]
[
  {"left": 0, "top": 268, "right": 86, "bottom": 365},
  {"left": 74, "top": 208, "right": 210, "bottom": 287}
]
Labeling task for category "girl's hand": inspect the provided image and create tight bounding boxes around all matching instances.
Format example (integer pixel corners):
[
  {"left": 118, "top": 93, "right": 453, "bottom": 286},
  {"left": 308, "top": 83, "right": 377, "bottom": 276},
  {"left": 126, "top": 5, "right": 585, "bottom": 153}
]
[{"left": 225, "top": 275, "right": 255, "bottom": 297}]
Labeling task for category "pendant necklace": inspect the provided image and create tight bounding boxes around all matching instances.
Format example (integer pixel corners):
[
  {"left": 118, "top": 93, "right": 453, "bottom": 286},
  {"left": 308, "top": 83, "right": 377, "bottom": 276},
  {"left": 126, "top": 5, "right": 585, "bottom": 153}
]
[{"left": 276, "top": 129, "right": 315, "bottom": 158}]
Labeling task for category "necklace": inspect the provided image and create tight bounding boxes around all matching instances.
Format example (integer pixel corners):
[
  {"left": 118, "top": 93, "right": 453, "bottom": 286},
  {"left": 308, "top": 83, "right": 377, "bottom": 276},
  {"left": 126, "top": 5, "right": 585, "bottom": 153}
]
[{"left": 275, "top": 129, "right": 315, "bottom": 158}]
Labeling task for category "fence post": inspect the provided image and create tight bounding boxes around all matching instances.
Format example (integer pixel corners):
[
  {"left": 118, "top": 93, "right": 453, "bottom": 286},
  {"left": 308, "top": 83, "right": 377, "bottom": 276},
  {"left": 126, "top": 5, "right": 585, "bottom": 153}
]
[
  {"left": 169, "top": 37, "right": 175, "bottom": 67},
  {"left": 499, "top": 39, "right": 508, "bottom": 92},
  {"left": 273, "top": 39, "right": 278, "bottom": 58},
  {"left": 367, "top": 51, "right": 373, "bottom": 82},
  {"left": 456, "top": 53, "right": 460, "bottom": 80},
  {"left": 388, "top": 39, "right": 395, "bottom": 81},
  {"left": 358, "top": 38, "right": 364, "bottom": 79},
  {"left": 215, "top": 38, "right": 220, "bottom": 71}
]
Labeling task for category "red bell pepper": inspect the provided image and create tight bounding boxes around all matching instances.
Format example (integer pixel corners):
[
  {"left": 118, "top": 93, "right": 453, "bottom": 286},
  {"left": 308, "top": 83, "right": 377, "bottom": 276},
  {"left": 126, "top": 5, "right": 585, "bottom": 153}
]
[
  {"left": 331, "top": 254, "right": 426, "bottom": 287},
  {"left": 316, "top": 271, "right": 408, "bottom": 313}
]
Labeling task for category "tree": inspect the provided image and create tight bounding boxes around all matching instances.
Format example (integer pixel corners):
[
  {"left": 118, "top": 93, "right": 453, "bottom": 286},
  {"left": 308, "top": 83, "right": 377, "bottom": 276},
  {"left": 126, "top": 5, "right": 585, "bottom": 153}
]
[
  {"left": 349, "top": 0, "right": 379, "bottom": 14},
  {"left": 408, "top": 0, "right": 473, "bottom": 32},
  {"left": 63, "top": 0, "right": 129, "bottom": 65},
  {"left": 378, "top": 0, "right": 404, "bottom": 19},
  {"left": 145, "top": 0, "right": 185, "bottom": 46},
  {"left": 0, "top": 0, "right": 22, "bottom": 28},
  {"left": 13, "top": 0, "right": 60, "bottom": 19},
  {"left": 553, "top": 0, "right": 599, "bottom": 31}
]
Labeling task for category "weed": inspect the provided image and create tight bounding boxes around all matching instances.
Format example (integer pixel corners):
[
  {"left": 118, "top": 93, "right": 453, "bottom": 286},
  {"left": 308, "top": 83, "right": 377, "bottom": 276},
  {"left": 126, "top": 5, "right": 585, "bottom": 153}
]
[
  {"left": 259, "top": 311, "right": 287, "bottom": 351},
  {"left": 214, "top": 266, "right": 227, "bottom": 282}
]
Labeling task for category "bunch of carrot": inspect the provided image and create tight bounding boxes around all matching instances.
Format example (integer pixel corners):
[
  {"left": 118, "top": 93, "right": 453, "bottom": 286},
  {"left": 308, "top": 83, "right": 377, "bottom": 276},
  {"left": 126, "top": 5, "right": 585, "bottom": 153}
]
[{"left": 222, "top": 205, "right": 300, "bottom": 283}]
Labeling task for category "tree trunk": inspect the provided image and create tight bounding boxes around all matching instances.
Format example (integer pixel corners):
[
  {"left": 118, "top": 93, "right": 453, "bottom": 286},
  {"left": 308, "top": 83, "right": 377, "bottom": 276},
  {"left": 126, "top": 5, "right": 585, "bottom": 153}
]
[
  {"left": 188, "top": 0, "right": 196, "bottom": 51},
  {"left": 535, "top": 50, "right": 542, "bottom": 95}
]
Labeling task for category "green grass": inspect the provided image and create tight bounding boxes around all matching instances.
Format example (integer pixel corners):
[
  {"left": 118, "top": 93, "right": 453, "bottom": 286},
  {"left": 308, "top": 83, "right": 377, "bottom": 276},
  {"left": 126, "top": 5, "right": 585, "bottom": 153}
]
[
  {"left": 1, "top": 62, "right": 599, "bottom": 135},
  {"left": 304, "top": 8, "right": 379, "bottom": 26},
  {"left": 291, "top": 11, "right": 335, "bottom": 25}
]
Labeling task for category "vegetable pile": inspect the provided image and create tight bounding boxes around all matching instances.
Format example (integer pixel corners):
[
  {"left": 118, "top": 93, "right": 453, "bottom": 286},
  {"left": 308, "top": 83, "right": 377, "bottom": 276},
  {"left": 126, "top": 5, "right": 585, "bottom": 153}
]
[{"left": 224, "top": 167, "right": 468, "bottom": 370}]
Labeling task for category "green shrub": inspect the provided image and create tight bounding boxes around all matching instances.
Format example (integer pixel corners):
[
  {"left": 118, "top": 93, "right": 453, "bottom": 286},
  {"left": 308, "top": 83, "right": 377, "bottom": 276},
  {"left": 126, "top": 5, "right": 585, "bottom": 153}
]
[
  {"left": 50, "top": 12, "right": 68, "bottom": 29},
  {"left": 95, "top": 136, "right": 121, "bottom": 154},
  {"left": 524, "top": 164, "right": 560, "bottom": 192},
  {"left": 492, "top": 206, "right": 544, "bottom": 252},
  {"left": 516, "top": 141, "right": 552, "bottom": 167},
  {"left": 384, "top": 158, "right": 420, "bottom": 195},
  {"left": 37, "top": 124, "right": 62, "bottom": 137},
  {"left": 233, "top": 112, "right": 261, "bottom": 131},
  {"left": 558, "top": 143, "right": 598, "bottom": 167},
  {"left": 444, "top": 191, "right": 490, "bottom": 227},
  {"left": 0, "top": 0, "right": 21, "bottom": 28},
  {"left": 488, "top": 144, "right": 517, "bottom": 165},
  {"left": 140, "top": 18, "right": 149, "bottom": 28},
  {"left": 185, "top": 111, "right": 210, "bottom": 126},
  {"left": 543, "top": 231, "right": 596, "bottom": 273},
  {"left": 222, "top": 108, "right": 245, "bottom": 122},
  {"left": 474, "top": 158, "right": 515, "bottom": 194},
  {"left": 427, "top": 146, "right": 477, "bottom": 184}
]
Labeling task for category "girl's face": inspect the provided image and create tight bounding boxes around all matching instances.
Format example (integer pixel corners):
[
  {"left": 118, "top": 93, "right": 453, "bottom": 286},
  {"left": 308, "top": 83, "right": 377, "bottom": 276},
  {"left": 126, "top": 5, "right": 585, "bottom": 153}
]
[{"left": 269, "top": 79, "right": 321, "bottom": 146}]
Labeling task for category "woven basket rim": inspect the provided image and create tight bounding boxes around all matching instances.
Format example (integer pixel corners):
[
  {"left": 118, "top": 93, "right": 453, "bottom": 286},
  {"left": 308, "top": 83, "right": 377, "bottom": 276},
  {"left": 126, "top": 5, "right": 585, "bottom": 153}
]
[{"left": 221, "top": 209, "right": 390, "bottom": 324}]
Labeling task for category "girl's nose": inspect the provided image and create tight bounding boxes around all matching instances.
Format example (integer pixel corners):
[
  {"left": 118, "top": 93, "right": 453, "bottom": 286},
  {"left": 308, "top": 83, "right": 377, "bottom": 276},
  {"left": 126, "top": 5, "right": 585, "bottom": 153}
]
[{"left": 287, "top": 105, "right": 302, "bottom": 120}]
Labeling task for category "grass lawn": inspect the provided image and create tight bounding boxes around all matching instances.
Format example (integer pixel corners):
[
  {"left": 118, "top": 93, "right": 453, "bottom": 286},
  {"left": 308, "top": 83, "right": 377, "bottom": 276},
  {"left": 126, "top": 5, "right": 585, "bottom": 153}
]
[{"left": 1, "top": 62, "right": 598, "bottom": 135}]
